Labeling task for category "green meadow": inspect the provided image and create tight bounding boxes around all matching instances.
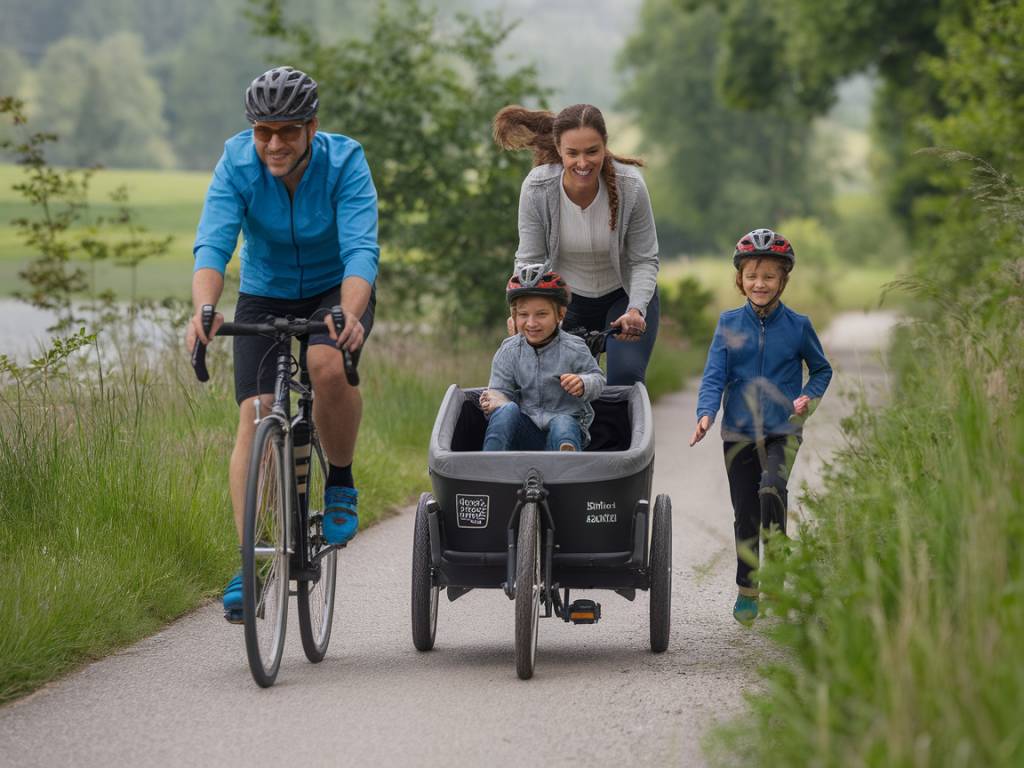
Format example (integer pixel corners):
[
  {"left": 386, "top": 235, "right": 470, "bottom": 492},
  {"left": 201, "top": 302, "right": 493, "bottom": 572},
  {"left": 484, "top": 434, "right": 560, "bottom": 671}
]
[{"left": 0, "top": 164, "right": 212, "bottom": 300}]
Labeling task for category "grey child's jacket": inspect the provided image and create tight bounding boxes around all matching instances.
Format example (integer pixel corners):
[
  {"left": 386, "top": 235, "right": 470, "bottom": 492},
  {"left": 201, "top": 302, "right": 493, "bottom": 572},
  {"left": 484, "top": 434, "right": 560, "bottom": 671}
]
[{"left": 488, "top": 329, "right": 606, "bottom": 446}]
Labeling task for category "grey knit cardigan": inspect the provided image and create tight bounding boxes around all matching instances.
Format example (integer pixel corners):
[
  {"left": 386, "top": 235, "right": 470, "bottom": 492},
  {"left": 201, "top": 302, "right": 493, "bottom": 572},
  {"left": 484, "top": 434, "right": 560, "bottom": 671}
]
[{"left": 513, "top": 161, "right": 660, "bottom": 315}]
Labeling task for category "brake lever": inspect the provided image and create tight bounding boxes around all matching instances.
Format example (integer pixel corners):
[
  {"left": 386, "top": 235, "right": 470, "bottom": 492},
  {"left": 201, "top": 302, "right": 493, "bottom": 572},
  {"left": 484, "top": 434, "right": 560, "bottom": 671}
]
[
  {"left": 330, "top": 305, "right": 360, "bottom": 387},
  {"left": 191, "top": 304, "right": 214, "bottom": 382}
]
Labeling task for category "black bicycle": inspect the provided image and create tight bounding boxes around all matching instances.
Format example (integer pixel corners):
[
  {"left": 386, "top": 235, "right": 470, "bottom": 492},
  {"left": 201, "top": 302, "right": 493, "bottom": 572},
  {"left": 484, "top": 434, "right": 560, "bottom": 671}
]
[{"left": 192, "top": 304, "right": 358, "bottom": 687}]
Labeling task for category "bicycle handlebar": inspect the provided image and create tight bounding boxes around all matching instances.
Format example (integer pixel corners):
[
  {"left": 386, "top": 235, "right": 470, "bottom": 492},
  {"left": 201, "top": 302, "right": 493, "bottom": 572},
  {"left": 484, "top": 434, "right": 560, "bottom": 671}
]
[
  {"left": 190, "top": 305, "right": 360, "bottom": 387},
  {"left": 566, "top": 325, "right": 643, "bottom": 358}
]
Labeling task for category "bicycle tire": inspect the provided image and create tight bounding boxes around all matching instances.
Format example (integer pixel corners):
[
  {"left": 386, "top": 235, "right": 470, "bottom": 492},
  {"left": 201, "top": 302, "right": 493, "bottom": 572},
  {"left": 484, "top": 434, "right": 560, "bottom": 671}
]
[
  {"left": 411, "top": 492, "right": 439, "bottom": 651},
  {"left": 649, "top": 494, "right": 672, "bottom": 653},
  {"left": 242, "top": 417, "right": 290, "bottom": 687},
  {"left": 297, "top": 432, "right": 337, "bottom": 663},
  {"left": 514, "top": 503, "right": 541, "bottom": 680}
]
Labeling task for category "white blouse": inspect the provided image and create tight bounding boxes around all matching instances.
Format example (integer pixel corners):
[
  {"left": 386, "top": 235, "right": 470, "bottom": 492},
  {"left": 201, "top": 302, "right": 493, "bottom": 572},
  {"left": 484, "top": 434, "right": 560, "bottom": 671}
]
[{"left": 557, "top": 173, "right": 622, "bottom": 298}]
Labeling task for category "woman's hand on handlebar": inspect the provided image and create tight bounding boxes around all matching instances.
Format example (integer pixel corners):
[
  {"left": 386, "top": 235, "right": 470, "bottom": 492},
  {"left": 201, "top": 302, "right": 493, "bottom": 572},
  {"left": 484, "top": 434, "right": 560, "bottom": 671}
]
[
  {"left": 186, "top": 307, "right": 224, "bottom": 350},
  {"left": 326, "top": 308, "right": 364, "bottom": 352},
  {"left": 611, "top": 308, "right": 646, "bottom": 342}
]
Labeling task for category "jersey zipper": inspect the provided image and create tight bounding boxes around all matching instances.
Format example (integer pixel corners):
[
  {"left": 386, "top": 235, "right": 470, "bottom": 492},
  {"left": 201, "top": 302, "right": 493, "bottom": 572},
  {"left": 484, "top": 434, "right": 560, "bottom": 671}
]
[
  {"left": 289, "top": 193, "right": 303, "bottom": 298},
  {"left": 759, "top": 315, "right": 767, "bottom": 422}
]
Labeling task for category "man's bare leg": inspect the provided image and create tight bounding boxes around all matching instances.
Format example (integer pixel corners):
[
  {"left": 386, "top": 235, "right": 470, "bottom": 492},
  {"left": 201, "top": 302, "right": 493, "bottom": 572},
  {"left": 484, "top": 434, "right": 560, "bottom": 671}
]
[
  {"left": 307, "top": 345, "right": 362, "bottom": 466},
  {"left": 229, "top": 394, "right": 274, "bottom": 540}
]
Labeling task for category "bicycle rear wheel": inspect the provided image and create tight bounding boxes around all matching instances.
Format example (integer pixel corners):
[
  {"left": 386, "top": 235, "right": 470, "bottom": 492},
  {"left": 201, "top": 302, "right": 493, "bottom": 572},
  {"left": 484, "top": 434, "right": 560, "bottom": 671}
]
[
  {"left": 297, "top": 432, "right": 337, "bottom": 662},
  {"left": 243, "top": 418, "right": 290, "bottom": 687}
]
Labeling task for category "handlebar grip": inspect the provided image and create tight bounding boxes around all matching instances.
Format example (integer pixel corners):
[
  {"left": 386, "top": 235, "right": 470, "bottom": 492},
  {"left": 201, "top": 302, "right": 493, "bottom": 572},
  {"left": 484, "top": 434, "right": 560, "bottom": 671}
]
[
  {"left": 330, "top": 305, "right": 360, "bottom": 388},
  {"left": 190, "top": 304, "right": 215, "bottom": 383}
]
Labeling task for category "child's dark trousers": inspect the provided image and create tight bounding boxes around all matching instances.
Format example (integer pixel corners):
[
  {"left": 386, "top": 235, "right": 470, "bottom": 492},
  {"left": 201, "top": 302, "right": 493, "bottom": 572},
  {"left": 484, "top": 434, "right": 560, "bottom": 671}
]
[{"left": 723, "top": 435, "right": 801, "bottom": 595}]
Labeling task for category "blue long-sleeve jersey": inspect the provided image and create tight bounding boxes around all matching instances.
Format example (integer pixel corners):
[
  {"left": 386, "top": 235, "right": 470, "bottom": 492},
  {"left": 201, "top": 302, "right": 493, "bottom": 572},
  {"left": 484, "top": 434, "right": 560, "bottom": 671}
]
[
  {"left": 193, "top": 131, "right": 379, "bottom": 299},
  {"left": 696, "top": 302, "right": 832, "bottom": 439}
]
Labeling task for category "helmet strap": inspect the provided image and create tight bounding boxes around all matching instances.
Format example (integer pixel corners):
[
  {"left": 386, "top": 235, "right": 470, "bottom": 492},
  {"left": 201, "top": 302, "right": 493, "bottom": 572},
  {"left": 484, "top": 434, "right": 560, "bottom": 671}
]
[
  {"left": 749, "top": 293, "right": 781, "bottom": 318},
  {"left": 282, "top": 140, "right": 313, "bottom": 180}
]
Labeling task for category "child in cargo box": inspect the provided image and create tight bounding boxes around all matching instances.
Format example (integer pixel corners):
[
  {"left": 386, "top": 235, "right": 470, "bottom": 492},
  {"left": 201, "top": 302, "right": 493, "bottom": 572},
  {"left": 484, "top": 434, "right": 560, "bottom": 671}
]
[{"left": 480, "top": 267, "right": 605, "bottom": 451}]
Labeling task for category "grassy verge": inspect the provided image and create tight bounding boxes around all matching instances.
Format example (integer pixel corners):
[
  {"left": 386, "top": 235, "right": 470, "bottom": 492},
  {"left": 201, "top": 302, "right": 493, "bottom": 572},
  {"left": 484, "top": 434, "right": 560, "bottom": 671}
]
[
  {"left": 710, "top": 271, "right": 1024, "bottom": 765},
  {"left": 644, "top": 321, "right": 708, "bottom": 402},
  {"left": 0, "top": 330, "right": 490, "bottom": 705}
]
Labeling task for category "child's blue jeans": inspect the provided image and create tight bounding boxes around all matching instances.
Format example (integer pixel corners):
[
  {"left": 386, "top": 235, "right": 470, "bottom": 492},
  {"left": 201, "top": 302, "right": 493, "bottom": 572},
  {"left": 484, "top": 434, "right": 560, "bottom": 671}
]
[{"left": 483, "top": 403, "right": 583, "bottom": 451}]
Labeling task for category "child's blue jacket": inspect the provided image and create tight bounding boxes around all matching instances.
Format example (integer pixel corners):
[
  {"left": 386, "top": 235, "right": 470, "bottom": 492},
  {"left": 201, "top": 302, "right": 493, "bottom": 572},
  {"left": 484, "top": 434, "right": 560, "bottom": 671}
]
[{"left": 696, "top": 301, "right": 832, "bottom": 439}]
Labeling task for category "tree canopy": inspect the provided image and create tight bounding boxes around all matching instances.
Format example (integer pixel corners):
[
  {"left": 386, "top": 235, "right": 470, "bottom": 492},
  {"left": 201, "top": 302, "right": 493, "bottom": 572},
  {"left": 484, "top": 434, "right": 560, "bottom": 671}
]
[
  {"left": 701, "top": 0, "right": 1024, "bottom": 287},
  {"left": 249, "top": 0, "right": 550, "bottom": 327},
  {"left": 618, "top": 0, "right": 831, "bottom": 254}
]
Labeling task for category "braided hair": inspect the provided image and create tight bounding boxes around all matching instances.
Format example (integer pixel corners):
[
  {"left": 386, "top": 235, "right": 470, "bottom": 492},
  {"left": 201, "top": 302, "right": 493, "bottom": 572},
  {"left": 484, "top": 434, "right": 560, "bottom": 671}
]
[{"left": 493, "top": 103, "right": 643, "bottom": 231}]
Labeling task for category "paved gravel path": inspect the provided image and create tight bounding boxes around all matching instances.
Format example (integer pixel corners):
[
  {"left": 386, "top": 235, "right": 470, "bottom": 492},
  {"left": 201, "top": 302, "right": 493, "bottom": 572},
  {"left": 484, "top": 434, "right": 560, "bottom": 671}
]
[{"left": 0, "top": 311, "right": 897, "bottom": 768}]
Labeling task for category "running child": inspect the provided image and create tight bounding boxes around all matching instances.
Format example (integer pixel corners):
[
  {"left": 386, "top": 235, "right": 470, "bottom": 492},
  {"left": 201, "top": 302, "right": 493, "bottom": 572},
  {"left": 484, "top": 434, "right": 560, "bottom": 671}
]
[{"left": 689, "top": 228, "right": 832, "bottom": 625}]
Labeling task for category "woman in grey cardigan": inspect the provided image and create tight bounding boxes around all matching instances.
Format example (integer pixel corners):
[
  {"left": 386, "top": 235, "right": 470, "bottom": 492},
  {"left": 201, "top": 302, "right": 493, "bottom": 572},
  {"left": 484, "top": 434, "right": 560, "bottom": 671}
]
[{"left": 493, "top": 103, "right": 660, "bottom": 385}]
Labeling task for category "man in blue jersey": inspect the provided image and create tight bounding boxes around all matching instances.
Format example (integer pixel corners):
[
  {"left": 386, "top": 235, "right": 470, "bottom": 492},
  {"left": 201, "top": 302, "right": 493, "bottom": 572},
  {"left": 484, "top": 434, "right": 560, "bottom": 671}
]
[{"left": 185, "top": 66, "right": 378, "bottom": 622}]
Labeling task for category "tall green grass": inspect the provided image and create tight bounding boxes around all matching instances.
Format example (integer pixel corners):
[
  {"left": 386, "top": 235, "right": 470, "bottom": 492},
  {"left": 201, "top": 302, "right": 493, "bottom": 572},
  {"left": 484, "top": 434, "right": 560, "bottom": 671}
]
[
  {"left": 711, "top": 271, "right": 1024, "bottom": 766},
  {"left": 0, "top": 330, "right": 489, "bottom": 704}
]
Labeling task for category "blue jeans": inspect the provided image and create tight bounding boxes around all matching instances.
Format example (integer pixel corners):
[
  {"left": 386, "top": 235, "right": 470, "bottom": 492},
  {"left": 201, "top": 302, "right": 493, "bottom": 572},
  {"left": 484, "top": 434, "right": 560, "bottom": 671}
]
[{"left": 483, "top": 403, "right": 583, "bottom": 451}]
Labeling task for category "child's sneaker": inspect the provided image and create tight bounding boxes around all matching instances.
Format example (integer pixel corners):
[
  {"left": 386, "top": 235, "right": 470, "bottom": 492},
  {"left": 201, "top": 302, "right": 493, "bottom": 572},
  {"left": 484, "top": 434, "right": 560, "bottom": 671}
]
[
  {"left": 323, "top": 486, "right": 359, "bottom": 545},
  {"left": 223, "top": 570, "right": 244, "bottom": 624},
  {"left": 733, "top": 595, "right": 758, "bottom": 626}
]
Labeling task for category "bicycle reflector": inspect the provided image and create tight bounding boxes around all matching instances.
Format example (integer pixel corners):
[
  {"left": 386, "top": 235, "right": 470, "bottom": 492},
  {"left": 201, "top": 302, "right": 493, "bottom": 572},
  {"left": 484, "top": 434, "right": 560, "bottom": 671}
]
[{"left": 568, "top": 599, "right": 601, "bottom": 625}]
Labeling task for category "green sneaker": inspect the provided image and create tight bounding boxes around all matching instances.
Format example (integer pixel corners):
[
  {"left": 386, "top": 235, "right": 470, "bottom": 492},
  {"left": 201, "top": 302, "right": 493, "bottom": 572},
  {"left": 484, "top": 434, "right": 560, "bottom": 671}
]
[{"left": 733, "top": 595, "right": 758, "bottom": 626}]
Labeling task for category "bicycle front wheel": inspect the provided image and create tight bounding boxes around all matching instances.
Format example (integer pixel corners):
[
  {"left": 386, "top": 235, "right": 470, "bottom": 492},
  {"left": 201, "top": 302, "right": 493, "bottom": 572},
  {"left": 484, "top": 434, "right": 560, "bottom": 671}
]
[
  {"left": 514, "top": 502, "right": 541, "bottom": 680},
  {"left": 243, "top": 417, "right": 290, "bottom": 687},
  {"left": 297, "top": 432, "right": 337, "bottom": 663}
]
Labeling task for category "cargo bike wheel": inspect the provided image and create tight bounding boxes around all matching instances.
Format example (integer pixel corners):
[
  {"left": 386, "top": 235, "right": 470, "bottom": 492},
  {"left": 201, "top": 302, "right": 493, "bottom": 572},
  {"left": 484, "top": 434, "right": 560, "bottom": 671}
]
[
  {"left": 243, "top": 418, "right": 291, "bottom": 687},
  {"left": 515, "top": 502, "right": 541, "bottom": 680},
  {"left": 649, "top": 494, "right": 672, "bottom": 653},
  {"left": 411, "top": 493, "right": 440, "bottom": 651},
  {"left": 296, "top": 433, "right": 337, "bottom": 663}
]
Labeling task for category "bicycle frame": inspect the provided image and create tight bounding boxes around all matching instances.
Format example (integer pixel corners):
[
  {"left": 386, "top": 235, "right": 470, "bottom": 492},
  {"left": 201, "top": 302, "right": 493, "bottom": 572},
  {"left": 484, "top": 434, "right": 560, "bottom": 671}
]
[{"left": 253, "top": 334, "right": 335, "bottom": 582}]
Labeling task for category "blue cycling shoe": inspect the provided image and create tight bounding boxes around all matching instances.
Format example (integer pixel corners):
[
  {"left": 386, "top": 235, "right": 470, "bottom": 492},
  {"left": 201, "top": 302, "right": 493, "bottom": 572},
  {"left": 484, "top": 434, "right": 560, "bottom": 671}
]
[
  {"left": 223, "top": 570, "right": 243, "bottom": 624},
  {"left": 323, "top": 486, "right": 359, "bottom": 545},
  {"left": 733, "top": 595, "right": 759, "bottom": 626}
]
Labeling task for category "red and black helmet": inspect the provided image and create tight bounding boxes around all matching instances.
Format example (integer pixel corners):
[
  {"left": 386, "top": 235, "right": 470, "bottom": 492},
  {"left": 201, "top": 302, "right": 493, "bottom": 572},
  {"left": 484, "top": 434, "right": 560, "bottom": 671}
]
[
  {"left": 506, "top": 263, "right": 570, "bottom": 306},
  {"left": 733, "top": 228, "right": 795, "bottom": 272}
]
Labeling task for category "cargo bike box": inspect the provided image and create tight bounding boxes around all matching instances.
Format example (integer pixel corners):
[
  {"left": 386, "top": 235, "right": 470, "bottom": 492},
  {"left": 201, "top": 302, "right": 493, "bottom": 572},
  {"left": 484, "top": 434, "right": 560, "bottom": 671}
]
[{"left": 410, "top": 382, "right": 673, "bottom": 679}]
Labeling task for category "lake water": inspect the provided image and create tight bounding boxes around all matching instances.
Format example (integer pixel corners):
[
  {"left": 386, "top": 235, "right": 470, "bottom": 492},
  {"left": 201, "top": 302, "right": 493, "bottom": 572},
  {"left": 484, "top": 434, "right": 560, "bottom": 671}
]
[
  {"left": 0, "top": 299, "right": 186, "bottom": 363},
  {"left": 0, "top": 301, "right": 68, "bottom": 359}
]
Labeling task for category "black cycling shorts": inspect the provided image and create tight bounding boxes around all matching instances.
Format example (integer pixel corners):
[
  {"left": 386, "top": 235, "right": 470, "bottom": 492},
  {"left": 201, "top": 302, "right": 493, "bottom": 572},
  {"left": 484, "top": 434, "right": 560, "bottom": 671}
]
[{"left": 232, "top": 283, "right": 376, "bottom": 404}]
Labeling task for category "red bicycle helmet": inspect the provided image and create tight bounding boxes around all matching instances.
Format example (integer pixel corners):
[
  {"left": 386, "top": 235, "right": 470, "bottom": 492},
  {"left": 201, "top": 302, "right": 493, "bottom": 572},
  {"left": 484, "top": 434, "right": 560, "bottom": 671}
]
[
  {"left": 506, "top": 263, "right": 570, "bottom": 306},
  {"left": 733, "top": 228, "right": 795, "bottom": 271}
]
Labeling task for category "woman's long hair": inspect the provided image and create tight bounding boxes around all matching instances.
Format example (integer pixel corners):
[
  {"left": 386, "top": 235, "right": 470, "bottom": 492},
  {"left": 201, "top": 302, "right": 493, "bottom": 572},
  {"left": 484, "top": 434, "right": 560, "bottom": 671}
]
[{"left": 493, "top": 103, "right": 643, "bottom": 231}]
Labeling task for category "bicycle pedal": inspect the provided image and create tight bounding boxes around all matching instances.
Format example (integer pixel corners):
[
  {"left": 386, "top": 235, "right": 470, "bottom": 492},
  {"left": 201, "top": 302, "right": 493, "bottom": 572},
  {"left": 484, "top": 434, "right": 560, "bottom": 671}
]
[{"left": 568, "top": 599, "right": 601, "bottom": 624}]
